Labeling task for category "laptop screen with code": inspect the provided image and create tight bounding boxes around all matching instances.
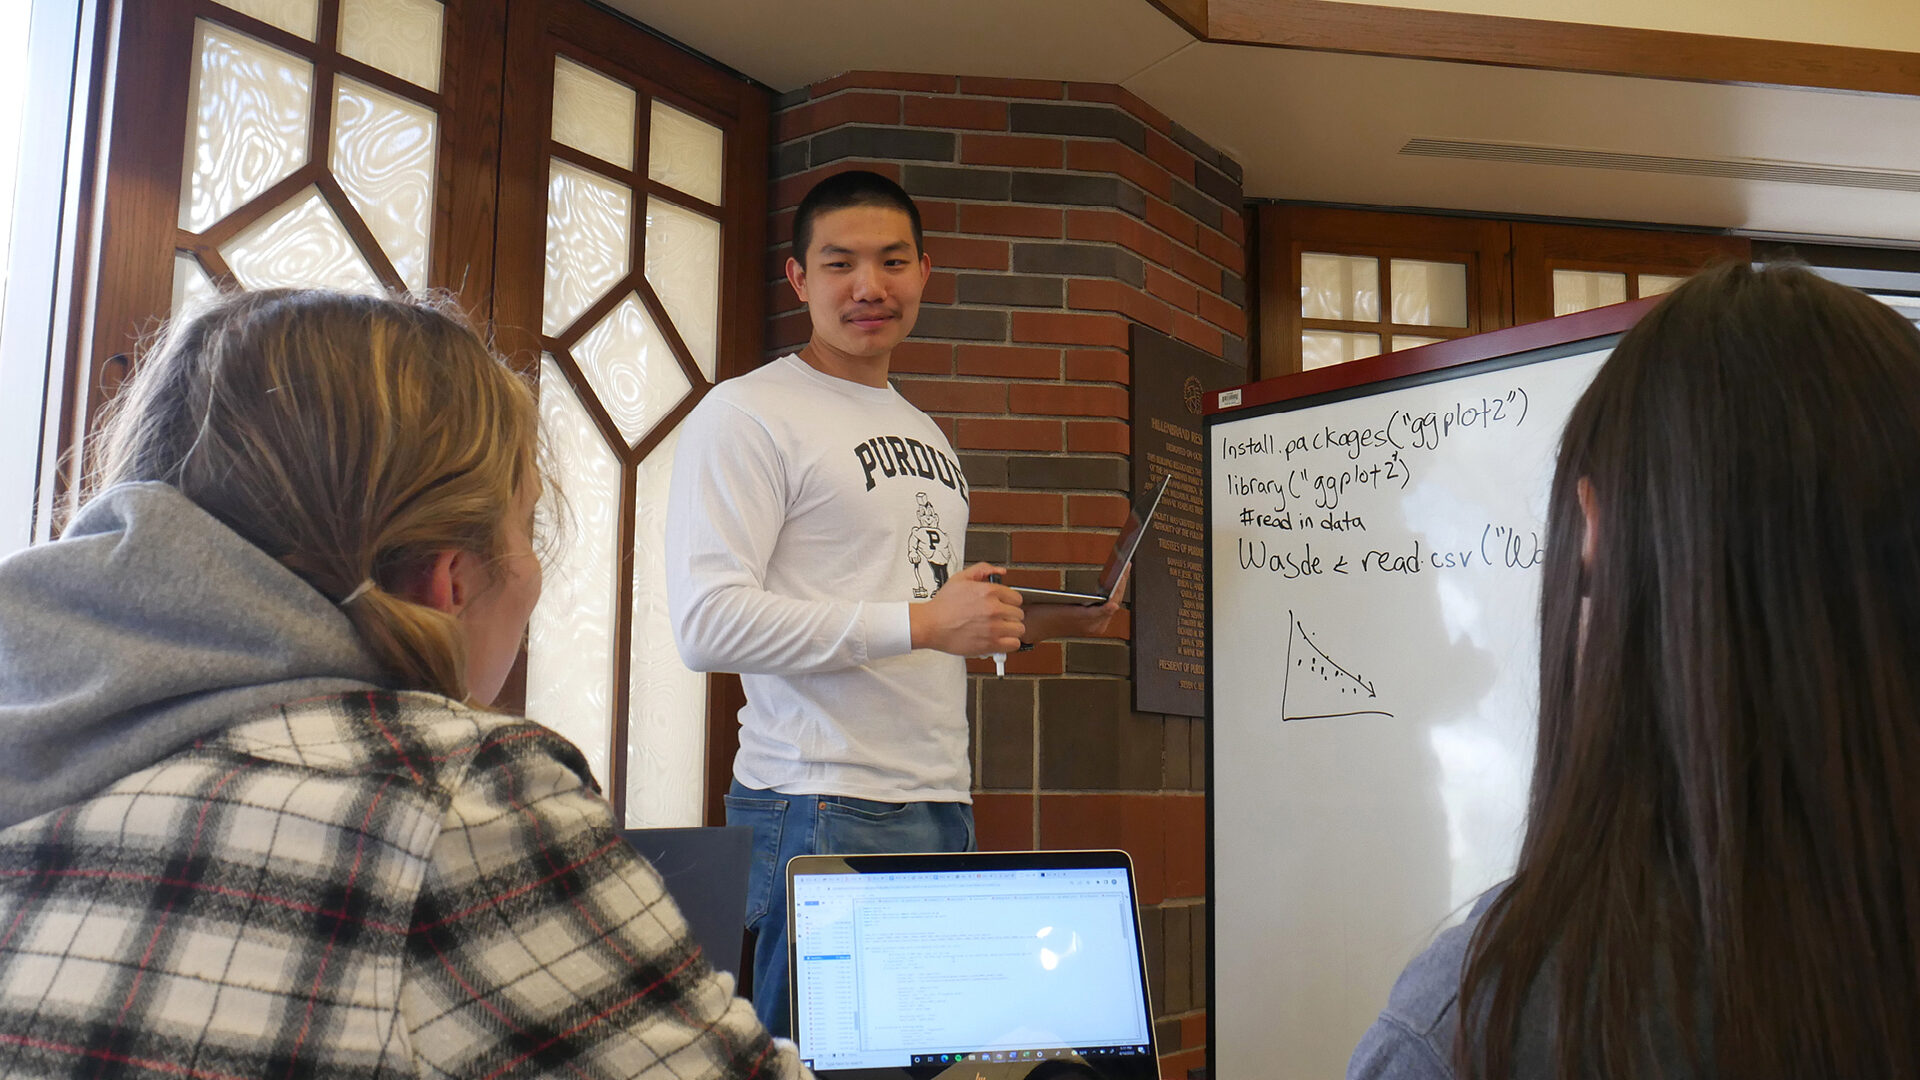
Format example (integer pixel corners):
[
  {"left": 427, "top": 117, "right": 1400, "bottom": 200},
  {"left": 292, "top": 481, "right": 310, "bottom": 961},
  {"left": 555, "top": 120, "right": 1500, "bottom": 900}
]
[{"left": 788, "top": 851, "right": 1158, "bottom": 1080}]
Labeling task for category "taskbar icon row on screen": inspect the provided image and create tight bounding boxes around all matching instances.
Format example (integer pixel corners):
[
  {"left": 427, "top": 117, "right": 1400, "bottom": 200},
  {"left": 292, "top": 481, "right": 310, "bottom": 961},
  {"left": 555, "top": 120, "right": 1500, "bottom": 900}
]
[{"left": 910, "top": 1046, "right": 1151, "bottom": 1066}]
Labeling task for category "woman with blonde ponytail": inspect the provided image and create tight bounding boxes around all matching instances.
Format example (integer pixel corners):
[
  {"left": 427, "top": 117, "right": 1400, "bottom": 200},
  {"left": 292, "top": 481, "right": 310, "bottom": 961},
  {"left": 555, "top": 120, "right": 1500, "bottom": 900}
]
[{"left": 0, "top": 289, "right": 807, "bottom": 1080}]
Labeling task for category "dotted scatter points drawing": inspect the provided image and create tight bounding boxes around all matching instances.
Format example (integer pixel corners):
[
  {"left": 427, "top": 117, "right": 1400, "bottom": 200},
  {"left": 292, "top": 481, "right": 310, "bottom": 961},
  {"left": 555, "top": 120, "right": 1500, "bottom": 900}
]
[{"left": 1281, "top": 611, "right": 1394, "bottom": 722}]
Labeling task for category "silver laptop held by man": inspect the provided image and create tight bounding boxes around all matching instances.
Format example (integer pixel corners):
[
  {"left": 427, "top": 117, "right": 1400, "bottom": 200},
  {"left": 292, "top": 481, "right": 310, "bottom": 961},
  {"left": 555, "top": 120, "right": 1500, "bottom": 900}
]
[{"left": 1013, "top": 475, "right": 1172, "bottom": 605}]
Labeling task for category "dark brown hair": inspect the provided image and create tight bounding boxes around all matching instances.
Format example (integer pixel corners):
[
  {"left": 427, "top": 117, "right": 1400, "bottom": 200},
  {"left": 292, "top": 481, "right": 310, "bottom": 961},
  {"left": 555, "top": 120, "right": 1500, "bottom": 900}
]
[
  {"left": 791, "top": 168, "right": 923, "bottom": 265},
  {"left": 88, "top": 288, "right": 541, "bottom": 702},
  {"left": 1461, "top": 263, "right": 1920, "bottom": 1077}
]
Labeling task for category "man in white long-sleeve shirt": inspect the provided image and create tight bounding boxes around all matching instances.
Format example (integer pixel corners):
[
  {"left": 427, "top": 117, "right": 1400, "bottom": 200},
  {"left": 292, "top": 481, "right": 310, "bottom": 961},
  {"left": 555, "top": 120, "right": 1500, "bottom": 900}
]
[{"left": 665, "top": 171, "right": 1121, "bottom": 1038}]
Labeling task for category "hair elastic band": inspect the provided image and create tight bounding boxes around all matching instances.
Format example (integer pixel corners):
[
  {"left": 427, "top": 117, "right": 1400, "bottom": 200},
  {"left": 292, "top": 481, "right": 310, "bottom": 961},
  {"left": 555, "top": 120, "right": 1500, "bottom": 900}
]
[{"left": 339, "top": 579, "right": 376, "bottom": 607}]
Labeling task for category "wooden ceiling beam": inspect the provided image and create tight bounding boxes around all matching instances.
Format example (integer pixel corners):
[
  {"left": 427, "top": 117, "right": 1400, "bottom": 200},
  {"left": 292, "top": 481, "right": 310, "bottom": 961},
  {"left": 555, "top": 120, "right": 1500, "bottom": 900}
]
[{"left": 1156, "top": 0, "right": 1920, "bottom": 98}]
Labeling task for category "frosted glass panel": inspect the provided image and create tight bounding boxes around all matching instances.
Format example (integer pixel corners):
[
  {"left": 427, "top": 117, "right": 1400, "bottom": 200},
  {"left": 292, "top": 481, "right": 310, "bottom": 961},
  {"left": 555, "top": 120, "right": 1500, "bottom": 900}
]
[
  {"left": 648, "top": 100, "right": 724, "bottom": 206},
  {"left": 1301, "top": 331, "right": 1379, "bottom": 371},
  {"left": 172, "top": 254, "right": 219, "bottom": 316},
  {"left": 180, "top": 20, "right": 312, "bottom": 232},
  {"left": 1871, "top": 292, "right": 1920, "bottom": 325},
  {"left": 1390, "top": 259, "right": 1468, "bottom": 327},
  {"left": 1392, "top": 335, "right": 1443, "bottom": 352},
  {"left": 1300, "top": 253, "right": 1379, "bottom": 322},
  {"left": 220, "top": 187, "right": 382, "bottom": 292},
  {"left": 1552, "top": 270, "right": 1628, "bottom": 317},
  {"left": 626, "top": 424, "right": 707, "bottom": 828},
  {"left": 337, "top": 0, "right": 444, "bottom": 92},
  {"left": 573, "top": 293, "right": 692, "bottom": 448},
  {"left": 211, "top": 0, "right": 319, "bottom": 39},
  {"left": 1638, "top": 273, "right": 1687, "bottom": 298},
  {"left": 331, "top": 76, "right": 436, "bottom": 290},
  {"left": 645, "top": 198, "right": 721, "bottom": 380},
  {"left": 543, "top": 161, "right": 633, "bottom": 337},
  {"left": 552, "top": 56, "right": 636, "bottom": 171},
  {"left": 526, "top": 354, "right": 623, "bottom": 791}
]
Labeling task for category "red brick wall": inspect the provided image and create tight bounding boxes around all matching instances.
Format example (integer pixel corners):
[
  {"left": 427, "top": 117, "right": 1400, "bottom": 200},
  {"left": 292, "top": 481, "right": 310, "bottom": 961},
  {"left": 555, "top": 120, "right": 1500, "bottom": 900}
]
[{"left": 767, "top": 71, "right": 1247, "bottom": 1080}]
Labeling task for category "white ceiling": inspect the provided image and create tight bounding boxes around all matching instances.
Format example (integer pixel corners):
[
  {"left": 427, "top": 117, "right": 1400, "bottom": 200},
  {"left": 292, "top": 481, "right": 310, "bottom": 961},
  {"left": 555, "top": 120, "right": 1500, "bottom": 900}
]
[{"left": 608, "top": 0, "right": 1920, "bottom": 243}]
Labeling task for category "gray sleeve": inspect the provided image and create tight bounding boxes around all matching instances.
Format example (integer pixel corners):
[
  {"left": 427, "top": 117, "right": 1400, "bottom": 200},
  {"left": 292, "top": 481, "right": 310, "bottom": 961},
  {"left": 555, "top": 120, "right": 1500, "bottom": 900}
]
[
  {"left": 1346, "top": 890, "right": 1506, "bottom": 1080},
  {"left": 1348, "top": 1013, "right": 1457, "bottom": 1080}
]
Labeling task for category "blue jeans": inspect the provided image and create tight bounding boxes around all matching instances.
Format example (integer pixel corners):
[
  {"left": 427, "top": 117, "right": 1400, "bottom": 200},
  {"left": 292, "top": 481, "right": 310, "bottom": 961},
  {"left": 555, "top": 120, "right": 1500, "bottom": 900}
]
[{"left": 724, "top": 779, "right": 975, "bottom": 1039}]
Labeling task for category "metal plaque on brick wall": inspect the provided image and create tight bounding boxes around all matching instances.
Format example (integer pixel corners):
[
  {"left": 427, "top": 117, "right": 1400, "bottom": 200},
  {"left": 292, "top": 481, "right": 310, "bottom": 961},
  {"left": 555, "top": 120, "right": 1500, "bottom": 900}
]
[{"left": 1131, "top": 325, "right": 1242, "bottom": 716}]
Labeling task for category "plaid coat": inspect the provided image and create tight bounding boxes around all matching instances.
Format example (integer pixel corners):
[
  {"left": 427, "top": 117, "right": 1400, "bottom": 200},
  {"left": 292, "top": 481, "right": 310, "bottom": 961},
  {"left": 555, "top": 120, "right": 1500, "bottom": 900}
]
[{"left": 0, "top": 690, "right": 807, "bottom": 1080}]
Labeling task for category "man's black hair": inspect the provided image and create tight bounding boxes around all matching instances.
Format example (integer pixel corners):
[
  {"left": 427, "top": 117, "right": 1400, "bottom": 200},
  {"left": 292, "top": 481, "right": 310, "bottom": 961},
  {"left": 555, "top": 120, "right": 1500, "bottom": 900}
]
[{"left": 791, "top": 169, "right": 924, "bottom": 266}]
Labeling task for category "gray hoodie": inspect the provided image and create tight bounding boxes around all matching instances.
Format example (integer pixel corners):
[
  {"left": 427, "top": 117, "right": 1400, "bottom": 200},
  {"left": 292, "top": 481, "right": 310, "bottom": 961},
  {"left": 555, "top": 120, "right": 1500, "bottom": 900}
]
[{"left": 0, "top": 482, "right": 383, "bottom": 831}]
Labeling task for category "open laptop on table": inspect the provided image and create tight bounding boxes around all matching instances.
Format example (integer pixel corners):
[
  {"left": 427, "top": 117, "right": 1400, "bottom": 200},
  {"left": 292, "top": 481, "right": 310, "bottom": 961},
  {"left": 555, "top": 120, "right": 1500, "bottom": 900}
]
[
  {"left": 786, "top": 850, "right": 1158, "bottom": 1080},
  {"left": 1013, "top": 475, "right": 1172, "bottom": 605}
]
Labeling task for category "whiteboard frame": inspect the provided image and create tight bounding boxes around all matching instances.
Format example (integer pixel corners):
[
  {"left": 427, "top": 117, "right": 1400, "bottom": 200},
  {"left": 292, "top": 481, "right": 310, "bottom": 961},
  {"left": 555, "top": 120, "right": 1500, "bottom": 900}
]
[{"left": 1201, "top": 297, "right": 1660, "bottom": 1075}]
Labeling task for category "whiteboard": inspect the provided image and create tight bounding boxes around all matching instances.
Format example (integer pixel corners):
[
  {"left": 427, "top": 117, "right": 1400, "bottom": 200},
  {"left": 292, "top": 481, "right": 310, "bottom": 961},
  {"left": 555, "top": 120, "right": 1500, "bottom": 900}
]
[{"left": 1207, "top": 338, "right": 1615, "bottom": 1080}]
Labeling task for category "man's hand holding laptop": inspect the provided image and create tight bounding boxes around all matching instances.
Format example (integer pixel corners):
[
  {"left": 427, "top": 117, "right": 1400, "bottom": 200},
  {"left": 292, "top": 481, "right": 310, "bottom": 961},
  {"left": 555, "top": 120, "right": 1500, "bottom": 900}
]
[{"left": 1023, "top": 564, "right": 1129, "bottom": 643}]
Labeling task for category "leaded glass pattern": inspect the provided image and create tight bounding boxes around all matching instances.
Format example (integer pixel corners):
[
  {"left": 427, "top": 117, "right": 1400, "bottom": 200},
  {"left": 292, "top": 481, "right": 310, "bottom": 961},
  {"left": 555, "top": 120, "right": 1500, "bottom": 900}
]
[
  {"left": 644, "top": 198, "right": 721, "bottom": 380},
  {"left": 522, "top": 44, "right": 724, "bottom": 828},
  {"left": 181, "top": 20, "right": 313, "bottom": 232},
  {"left": 211, "top": 0, "right": 319, "bottom": 39},
  {"left": 526, "top": 354, "right": 622, "bottom": 791},
  {"left": 332, "top": 76, "right": 437, "bottom": 289},
  {"left": 572, "top": 293, "right": 692, "bottom": 448},
  {"left": 172, "top": 254, "right": 218, "bottom": 315},
  {"left": 544, "top": 161, "right": 633, "bottom": 336},
  {"left": 625, "top": 425, "right": 706, "bottom": 828},
  {"left": 648, "top": 100, "right": 724, "bottom": 206},
  {"left": 552, "top": 57, "right": 635, "bottom": 171},
  {"left": 220, "top": 187, "right": 382, "bottom": 292},
  {"left": 337, "top": 0, "right": 444, "bottom": 92}
]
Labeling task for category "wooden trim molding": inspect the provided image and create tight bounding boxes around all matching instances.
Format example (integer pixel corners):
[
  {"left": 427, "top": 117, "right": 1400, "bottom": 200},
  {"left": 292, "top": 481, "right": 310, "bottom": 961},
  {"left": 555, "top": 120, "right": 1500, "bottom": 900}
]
[
  {"left": 1211, "top": 295, "right": 1658, "bottom": 416},
  {"left": 1511, "top": 221, "right": 1748, "bottom": 324},
  {"left": 1164, "top": 0, "right": 1920, "bottom": 98},
  {"left": 1143, "top": 0, "right": 1207, "bottom": 39}
]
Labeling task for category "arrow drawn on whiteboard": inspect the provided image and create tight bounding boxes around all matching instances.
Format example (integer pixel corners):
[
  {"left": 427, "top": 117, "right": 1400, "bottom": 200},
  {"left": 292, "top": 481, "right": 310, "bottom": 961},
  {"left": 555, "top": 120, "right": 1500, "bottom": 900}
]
[{"left": 1281, "top": 611, "right": 1394, "bottom": 722}]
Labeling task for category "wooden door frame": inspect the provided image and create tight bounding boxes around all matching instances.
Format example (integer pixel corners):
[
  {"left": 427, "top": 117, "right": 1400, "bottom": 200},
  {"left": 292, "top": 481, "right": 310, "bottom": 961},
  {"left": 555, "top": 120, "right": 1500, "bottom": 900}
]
[{"left": 9, "top": 0, "right": 104, "bottom": 548}]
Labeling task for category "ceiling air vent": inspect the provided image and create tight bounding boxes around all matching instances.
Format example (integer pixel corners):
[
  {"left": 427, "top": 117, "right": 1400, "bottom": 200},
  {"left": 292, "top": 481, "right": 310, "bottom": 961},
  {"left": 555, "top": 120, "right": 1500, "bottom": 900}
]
[{"left": 1400, "top": 138, "right": 1920, "bottom": 194}]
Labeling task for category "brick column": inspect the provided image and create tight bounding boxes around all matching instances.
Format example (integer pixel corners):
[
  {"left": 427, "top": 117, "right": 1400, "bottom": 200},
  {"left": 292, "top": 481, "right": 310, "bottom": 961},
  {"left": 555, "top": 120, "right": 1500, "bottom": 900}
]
[{"left": 767, "top": 71, "right": 1247, "bottom": 1080}]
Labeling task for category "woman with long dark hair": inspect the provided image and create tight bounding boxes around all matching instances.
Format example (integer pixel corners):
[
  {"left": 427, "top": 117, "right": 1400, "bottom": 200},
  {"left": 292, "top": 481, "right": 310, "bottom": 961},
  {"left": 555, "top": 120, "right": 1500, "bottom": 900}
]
[{"left": 1351, "top": 263, "right": 1920, "bottom": 1078}]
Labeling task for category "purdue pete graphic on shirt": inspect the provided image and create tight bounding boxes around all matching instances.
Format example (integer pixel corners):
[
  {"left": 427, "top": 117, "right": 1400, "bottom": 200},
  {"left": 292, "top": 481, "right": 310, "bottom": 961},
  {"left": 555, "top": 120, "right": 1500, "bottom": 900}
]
[
  {"left": 665, "top": 351, "right": 975, "bottom": 800},
  {"left": 853, "top": 432, "right": 968, "bottom": 599}
]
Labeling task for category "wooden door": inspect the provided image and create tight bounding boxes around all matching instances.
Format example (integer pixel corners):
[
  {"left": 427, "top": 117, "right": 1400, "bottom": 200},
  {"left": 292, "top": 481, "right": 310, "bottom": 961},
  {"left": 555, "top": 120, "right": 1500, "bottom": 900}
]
[{"left": 492, "top": 0, "right": 767, "bottom": 827}]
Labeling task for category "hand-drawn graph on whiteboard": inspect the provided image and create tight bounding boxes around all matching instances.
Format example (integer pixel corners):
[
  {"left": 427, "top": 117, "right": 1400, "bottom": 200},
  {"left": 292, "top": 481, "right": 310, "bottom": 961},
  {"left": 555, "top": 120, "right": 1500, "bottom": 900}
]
[{"left": 1281, "top": 611, "right": 1392, "bottom": 721}]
